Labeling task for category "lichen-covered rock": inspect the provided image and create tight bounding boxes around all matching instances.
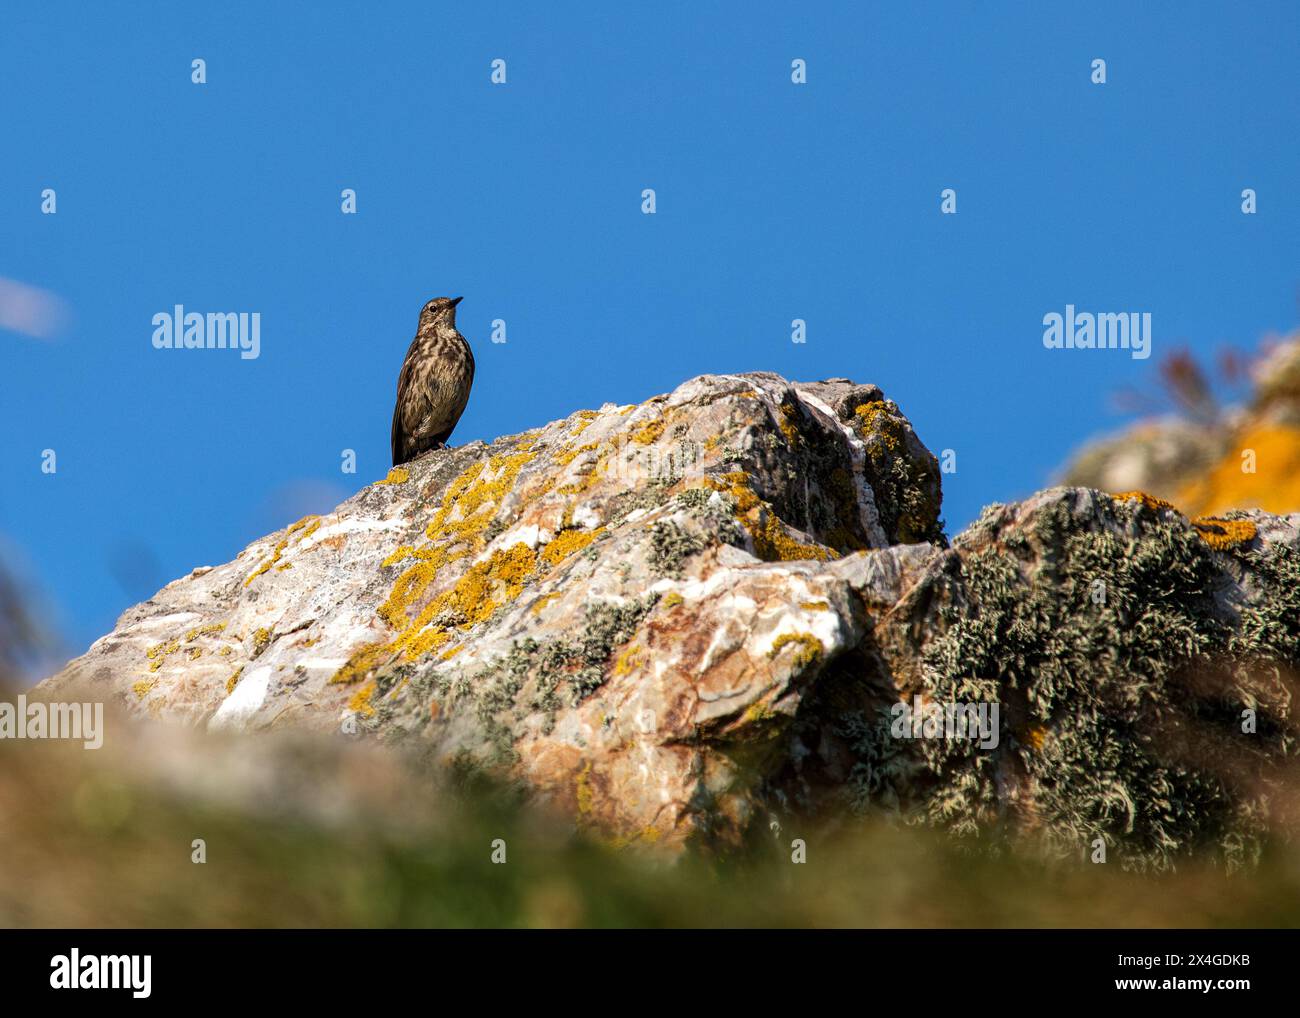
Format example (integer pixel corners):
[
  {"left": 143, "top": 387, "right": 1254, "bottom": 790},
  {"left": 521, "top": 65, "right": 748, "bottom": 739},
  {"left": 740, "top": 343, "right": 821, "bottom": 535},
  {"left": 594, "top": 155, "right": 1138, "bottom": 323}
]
[
  {"left": 40, "top": 373, "right": 943, "bottom": 849},
  {"left": 766, "top": 487, "right": 1300, "bottom": 869},
  {"left": 39, "top": 373, "right": 1300, "bottom": 867}
]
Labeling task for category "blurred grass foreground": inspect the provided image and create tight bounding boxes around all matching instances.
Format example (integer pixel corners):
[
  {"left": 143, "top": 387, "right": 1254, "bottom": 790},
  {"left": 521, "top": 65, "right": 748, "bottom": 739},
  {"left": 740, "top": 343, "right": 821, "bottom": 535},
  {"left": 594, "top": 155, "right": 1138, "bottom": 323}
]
[{"left": 2, "top": 713, "right": 1300, "bottom": 928}]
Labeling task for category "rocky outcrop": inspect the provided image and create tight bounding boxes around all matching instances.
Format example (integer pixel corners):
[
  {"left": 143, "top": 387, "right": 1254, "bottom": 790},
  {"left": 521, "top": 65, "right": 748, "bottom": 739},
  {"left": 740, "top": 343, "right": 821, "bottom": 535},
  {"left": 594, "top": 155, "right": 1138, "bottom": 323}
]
[{"left": 39, "top": 373, "right": 1300, "bottom": 868}]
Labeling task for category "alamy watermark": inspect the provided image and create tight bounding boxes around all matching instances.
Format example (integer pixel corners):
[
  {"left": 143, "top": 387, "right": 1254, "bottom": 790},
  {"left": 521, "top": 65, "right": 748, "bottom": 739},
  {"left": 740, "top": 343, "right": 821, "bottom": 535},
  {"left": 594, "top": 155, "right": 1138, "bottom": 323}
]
[
  {"left": 1042, "top": 304, "right": 1151, "bottom": 360},
  {"left": 890, "top": 695, "right": 999, "bottom": 749},
  {"left": 0, "top": 694, "right": 103, "bottom": 749},
  {"left": 152, "top": 305, "right": 261, "bottom": 360},
  {"left": 50, "top": 949, "right": 150, "bottom": 998}
]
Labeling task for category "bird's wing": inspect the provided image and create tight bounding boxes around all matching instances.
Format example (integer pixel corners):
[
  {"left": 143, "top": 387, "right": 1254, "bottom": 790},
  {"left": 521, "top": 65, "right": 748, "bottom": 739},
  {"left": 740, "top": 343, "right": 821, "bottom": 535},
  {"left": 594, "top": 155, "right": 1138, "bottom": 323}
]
[
  {"left": 390, "top": 399, "right": 404, "bottom": 466},
  {"left": 391, "top": 350, "right": 417, "bottom": 465}
]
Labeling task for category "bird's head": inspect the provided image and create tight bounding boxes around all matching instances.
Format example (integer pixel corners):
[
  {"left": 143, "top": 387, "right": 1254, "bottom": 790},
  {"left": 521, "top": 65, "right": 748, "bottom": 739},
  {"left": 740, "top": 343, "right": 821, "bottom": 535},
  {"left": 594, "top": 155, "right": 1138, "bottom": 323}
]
[{"left": 419, "top": 296, "right": 462, "bottom": 330}]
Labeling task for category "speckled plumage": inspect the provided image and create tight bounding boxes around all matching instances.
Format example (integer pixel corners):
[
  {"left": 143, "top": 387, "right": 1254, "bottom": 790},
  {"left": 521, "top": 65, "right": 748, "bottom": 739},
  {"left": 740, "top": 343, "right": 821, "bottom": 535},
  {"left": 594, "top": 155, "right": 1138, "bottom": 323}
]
[{"left": 391, "top": 296, "right": 475, "bottom": 465}]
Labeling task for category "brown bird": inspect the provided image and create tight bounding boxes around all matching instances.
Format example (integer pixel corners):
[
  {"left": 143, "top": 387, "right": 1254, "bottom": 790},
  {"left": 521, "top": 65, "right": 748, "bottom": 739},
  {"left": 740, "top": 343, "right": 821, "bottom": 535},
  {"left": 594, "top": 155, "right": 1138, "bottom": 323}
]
[{"left": 390, "top": 296, "right": 476, "bottom": 465}]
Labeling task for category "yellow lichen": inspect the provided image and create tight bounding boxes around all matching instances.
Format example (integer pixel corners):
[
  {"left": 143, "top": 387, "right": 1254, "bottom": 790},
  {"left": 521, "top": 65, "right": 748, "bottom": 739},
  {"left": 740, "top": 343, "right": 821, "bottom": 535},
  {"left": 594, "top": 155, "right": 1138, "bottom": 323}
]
[
  {"left": 612, "top": 644, "right": 643, "bottom": 677},
  {"left": 630, "top": 416, "right": 666, "bottom": 446},
  {"left": 768, "top": 632, "right": 823, "bottom": 670},
  {"left": 530, "top": 591, "right": 562, "bottom": 615},
  {"left": 388, "top": 543, "right": 538, "bottom": 659},
  {"left": 706, "top": 472, "right": 835, "bottom": 562},
  {"left": 571, "top": 410, "right": 600, "bottom": 437},
  {"left": 329, "top": 642, "right": 391, "bottom": 686},
  {"left": 606, "top": 825, "right": 663, "bottom": 850},
  {"left": 800, "top": 600, "right": 831, "bottom": 611},
  {"left": 1191, "top": 516, "right": 1258, "bottom": 551},
  {"left": 244, "top": 515, "right": 321, "bottom": 587},
  {"left": 225, "top": 667, "right": 244, "bottom": 695},
  {"left": 541, "top": 527, "right": 602, "bottom": 567},
  {"left": 348, "top": 682, "right": 377, "bottom": 718},
  {"left": 556, "top": 442, "right": 600, "bottom": 468},
  {"left": 555, "top": 444, "right": 610, "bottom": 496},
  {"left": 575, "top": 761, "right": 595, "bottom": 816},
  {"left": 132, "top": 678, "right": 157, "bottom": 698},
  {"left": 184, "top": 622, "right": 226, "bottom": 642},
  {"left": 855, "top": 401, "right": 902, "bottom": 451},
  {"left": 145, "top": 639, "right": 179, "bottom": 673},
  {"left": 340, "top": 439, "right": 550, "bottom": 681},
  {"left": 251, "top": 627, "right": 273, "bottom": 656},
  {"left": 376, "top": 466, "right": 410, "bottom": 486},
  {"left": 661, "top": 592, "right": 684, "bottom": 609},
  {"left": 777, "top": 403, "right": 800, "bottom": 444},
  {"left": 422, "top": 450, "right": 535, "bottom": 545}
]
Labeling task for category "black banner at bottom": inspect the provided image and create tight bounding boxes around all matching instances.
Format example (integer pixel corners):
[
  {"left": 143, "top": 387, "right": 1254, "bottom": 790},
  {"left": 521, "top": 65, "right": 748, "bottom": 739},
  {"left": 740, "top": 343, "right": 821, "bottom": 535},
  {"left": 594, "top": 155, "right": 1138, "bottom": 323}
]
[{"left": 0, "top": 928, "right": 1288, "bottom": 1004}]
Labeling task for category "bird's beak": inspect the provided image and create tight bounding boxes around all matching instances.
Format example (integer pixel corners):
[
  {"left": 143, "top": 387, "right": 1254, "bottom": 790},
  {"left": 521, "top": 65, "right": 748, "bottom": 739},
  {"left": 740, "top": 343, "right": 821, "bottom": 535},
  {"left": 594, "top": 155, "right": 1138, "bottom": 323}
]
[{"left": 449, "top": 296, "right": 463, "bottom": 307}]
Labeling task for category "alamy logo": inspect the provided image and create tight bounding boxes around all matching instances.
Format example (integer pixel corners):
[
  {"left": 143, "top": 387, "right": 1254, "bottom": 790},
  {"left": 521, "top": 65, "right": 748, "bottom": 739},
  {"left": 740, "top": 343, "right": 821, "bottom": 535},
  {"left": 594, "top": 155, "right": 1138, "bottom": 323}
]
[
  {"left": 152, "top": 305, "right": 261, "bottom": 360},
  {"left": 0, "top": 695, "right": 102, "bottom": 749},
  {"left": 1042, "top": 304, "right": 1151, "bottom": 360},
  {"left": 50, "top": 949, "right": 151, "bottom": 998},
  {"left": 890, "top": 695, "right": 1000, "bottom": 749}
]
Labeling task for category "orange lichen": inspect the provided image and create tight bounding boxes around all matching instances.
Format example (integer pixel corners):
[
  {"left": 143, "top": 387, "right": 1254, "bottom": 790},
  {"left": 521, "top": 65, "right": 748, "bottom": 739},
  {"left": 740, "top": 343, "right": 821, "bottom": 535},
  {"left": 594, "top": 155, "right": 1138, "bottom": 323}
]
[
  {"left": 1177, "top": 424, "right": 1300, "bottom": 517},
  {"left": 1191, "top": 516, "right": 1258, "bottom": 551},
  {"left": 1112, "top": 490, "right": 1178, "bottom": 512}
]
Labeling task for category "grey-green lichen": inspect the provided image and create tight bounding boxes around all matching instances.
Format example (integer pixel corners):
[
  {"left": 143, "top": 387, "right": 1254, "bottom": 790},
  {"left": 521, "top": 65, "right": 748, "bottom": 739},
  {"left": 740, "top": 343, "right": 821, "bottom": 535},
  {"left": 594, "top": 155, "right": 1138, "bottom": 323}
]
[
  {"left": 846, "top": 493, "right": 1300, "bottom": 872},
  {"left": 649, "top": 521, "right": 709, "bottom": 579},
  {"left": 396, "top": 596, "right": 661, "bottom": 766}
]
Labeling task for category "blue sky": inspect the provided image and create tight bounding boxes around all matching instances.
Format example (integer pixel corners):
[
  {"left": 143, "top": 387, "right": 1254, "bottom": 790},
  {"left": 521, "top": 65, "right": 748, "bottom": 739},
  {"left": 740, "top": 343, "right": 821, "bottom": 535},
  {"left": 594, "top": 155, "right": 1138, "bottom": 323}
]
[{"left": 2, "top": 1, "right": 1297, "bottom": 665}]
